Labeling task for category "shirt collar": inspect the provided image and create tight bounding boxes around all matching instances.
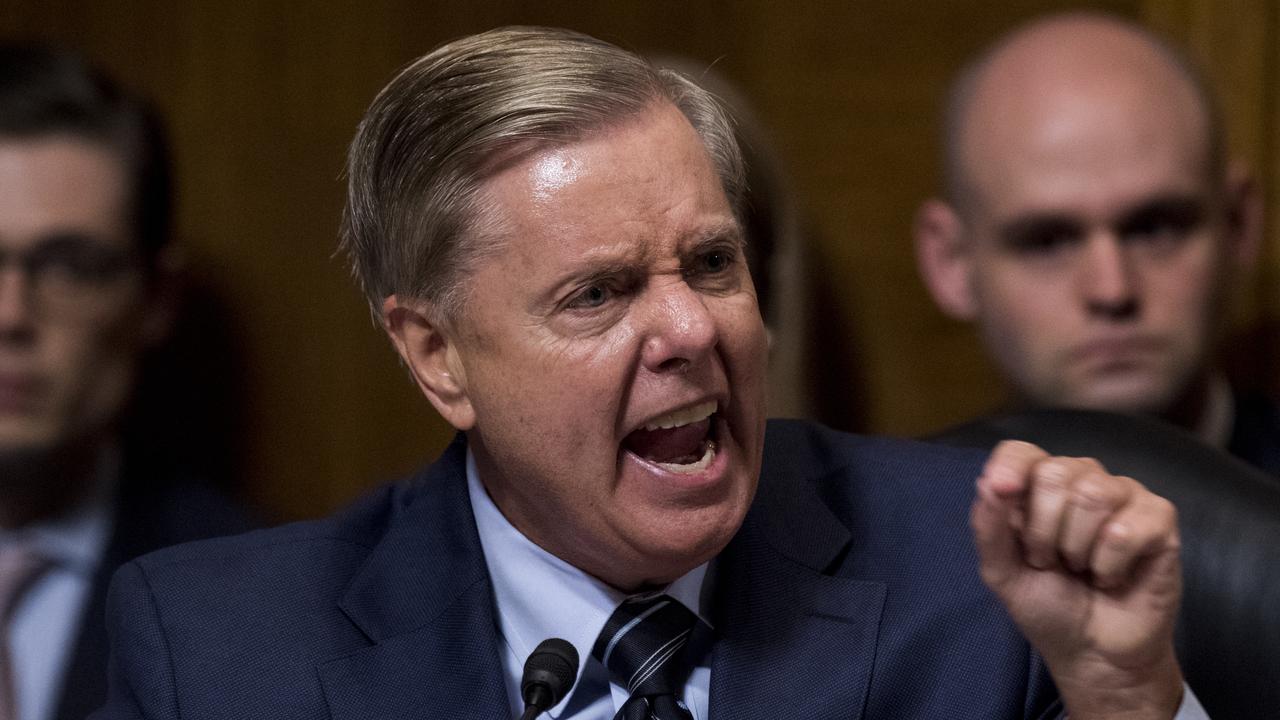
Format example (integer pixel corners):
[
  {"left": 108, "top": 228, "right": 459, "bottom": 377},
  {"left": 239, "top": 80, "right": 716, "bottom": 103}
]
[{"left": 466, "top": 448, "right": 709, "bottom": 716}]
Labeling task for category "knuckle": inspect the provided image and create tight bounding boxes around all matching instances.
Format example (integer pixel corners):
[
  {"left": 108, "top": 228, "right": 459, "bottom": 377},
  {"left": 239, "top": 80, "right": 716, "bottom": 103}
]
[
  {"left": 1003, "top": 439, "right": 1047, "bottom": 460},
  {"left": 1075, "top": 456, "right": 1106, "bottom": 472},
  {"left": 1034, "top": 460, "right": 1071, "bottom": 489},
  {"left": 1101, "top": 524, "right": 1132, "bottom": 553},
  {"left": 1153, "top": 495, "right": 1178, "bottom": 521},
  {"left": 1072, "top": 471, "right": 1118, "bottom": 507},
  {"left": 1115, "top": 473, "right": 1144, "bottom": 492},
  {"left": 1138, "top": 493, "right": 1178, "bottom": 527}
]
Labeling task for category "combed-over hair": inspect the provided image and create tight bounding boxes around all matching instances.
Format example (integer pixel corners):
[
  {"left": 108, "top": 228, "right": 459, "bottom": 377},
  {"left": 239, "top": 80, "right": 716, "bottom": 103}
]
[{"left": 339, "top": 26, "right": 745, "bottom": 321}]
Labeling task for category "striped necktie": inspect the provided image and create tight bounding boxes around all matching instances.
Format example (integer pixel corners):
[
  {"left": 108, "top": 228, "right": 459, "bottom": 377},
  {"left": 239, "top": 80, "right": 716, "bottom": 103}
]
[
  {"left": 592, "top": 593, "right": 697, "bottom": 720},
  {"left": 0, "top": 543, "right": 50, "bottom": 720}
]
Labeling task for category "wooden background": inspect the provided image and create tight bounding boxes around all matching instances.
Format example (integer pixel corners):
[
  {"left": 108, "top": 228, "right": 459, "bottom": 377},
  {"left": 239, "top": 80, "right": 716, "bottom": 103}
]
[{"left": 1, "top": 0, "right": 1274, "bottom": 521}]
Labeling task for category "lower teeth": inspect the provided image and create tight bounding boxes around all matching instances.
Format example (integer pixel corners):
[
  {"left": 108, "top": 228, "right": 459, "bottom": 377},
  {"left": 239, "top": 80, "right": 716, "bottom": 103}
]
[{"left": 655, "top": 441, "right": 716, "bottom": 473}]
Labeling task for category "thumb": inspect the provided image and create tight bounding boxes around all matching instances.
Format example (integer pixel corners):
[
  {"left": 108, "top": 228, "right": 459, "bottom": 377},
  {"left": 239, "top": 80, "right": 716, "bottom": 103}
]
[{"left": 970, "top": 484, "right": 1024, "bottom": 593}]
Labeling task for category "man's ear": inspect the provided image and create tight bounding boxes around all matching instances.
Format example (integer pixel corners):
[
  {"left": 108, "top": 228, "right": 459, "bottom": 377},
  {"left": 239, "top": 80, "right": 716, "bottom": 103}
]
[
  {"left": 1224, "top": 159, "right": 1263, "bottom": 270},
  {"left": 381, "top": 295, "right": 476, "bottom": 431},
  {"left": 914, "top": 198, "right": 979, "bottom": 320}
]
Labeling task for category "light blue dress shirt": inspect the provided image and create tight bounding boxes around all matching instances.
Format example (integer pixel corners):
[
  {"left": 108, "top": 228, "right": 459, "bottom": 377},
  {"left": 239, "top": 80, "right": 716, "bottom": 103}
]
[
  {"left": 466, "top": 450, "right": 1208, "bottom": 720},
  {"left": 2, "top": 457, "right": 113, "bottom": 720},
  {"left": 467, "top": 451, "right": 712, "bottom": 720}
]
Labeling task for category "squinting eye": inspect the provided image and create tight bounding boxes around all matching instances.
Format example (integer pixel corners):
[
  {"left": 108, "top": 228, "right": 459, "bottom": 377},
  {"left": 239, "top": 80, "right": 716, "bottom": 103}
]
[
  {"left": 688, "top": 249, "right": 736, "bottom": 277},
  {"left": 703, "top": 251, "right": 732, "bottom": 272},
  {"left": 567, "top": 284, "right": 610, "bottom": 309}
]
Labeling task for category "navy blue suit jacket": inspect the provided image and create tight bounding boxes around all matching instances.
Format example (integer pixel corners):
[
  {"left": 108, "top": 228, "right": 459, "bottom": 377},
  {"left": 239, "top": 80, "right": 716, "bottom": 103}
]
[
  {"left": 52, "top": 459, "right": 251, "bottom": 720},
  {"left": 93, "top": 420, "right": 1060, "bottom": 719}
]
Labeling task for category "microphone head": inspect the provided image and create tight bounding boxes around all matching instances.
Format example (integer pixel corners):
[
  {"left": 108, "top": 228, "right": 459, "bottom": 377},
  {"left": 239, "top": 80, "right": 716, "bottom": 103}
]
[{"left": 521, "top": 638, "right": 579, "bottom": 710}]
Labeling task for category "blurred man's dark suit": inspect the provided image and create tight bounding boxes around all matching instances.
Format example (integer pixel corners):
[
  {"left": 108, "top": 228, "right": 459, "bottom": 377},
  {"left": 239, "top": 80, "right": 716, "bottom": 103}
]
[
  {"left": 1229, "top": 391, "right": 1280, "bottom": 477},
  {"left": 51, "top": 447, "right": 250, "bottom": 720}
]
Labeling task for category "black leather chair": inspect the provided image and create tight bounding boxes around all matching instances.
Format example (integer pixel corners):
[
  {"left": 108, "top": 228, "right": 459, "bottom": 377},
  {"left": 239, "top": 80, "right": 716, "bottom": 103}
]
[{"left": 932, "top": 409, "right": 1280, "bottom": 718}]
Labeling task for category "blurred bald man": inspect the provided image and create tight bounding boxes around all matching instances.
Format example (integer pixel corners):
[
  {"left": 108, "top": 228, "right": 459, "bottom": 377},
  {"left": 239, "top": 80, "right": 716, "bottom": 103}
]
[{"left": 915, "top": 12, "right": 1278, "bottom": 474}]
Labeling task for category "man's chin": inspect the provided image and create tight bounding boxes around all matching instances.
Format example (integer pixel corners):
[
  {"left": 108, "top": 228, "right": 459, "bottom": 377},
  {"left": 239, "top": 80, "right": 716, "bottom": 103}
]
[
  {"left": 0, "top": 435, "right": 57, "bottom": 459},
  {"left": 618, "top": 527, "right": 736, "bottom": 591},
  {"left": 0, "top": 423, "right": 102, "bottom": 483},
  {"left": 1055, "top": 377, "right": 1182, "bottom": 417}
]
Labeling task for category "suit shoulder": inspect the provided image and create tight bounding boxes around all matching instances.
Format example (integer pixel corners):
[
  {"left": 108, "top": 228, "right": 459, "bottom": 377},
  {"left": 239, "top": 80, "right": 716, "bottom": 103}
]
[
  {"left": 764, "top": 418, "right": 990, "bottom": 481},
  {"left": 761, "top": 419, "right": 992, "bottom": 553},
  {"left": 130, "top": 473, "right": 412, "bottom": 578}
]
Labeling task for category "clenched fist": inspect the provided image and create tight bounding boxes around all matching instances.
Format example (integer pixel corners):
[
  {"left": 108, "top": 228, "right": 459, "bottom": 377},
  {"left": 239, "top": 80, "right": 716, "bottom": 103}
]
[{"left": 971, "top": 440, "right": 1184, "bottom": 720}]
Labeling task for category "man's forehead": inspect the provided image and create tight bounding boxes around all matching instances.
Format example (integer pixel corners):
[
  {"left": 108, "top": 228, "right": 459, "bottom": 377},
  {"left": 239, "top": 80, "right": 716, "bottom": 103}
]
[
  {"left": 955, "top": 17, "right": 1215, "bottom": 219},
  {"left": 0, "top": 136, "right": 130, "bottom": 245},
  {"left": 960, "top": 82, "right": 1212, "bottom": 226},
  {"left": 966, "top": 143, "right": 1212, "bottom": 228},
  {"left": 476, "top": 105, "right": 734, "bottom": 244}
]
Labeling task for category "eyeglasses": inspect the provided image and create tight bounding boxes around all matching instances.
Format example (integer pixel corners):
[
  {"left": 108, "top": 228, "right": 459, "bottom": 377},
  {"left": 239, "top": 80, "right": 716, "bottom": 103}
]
[{"left": 0, "top": 235, "right": 142, "bottom": 319}]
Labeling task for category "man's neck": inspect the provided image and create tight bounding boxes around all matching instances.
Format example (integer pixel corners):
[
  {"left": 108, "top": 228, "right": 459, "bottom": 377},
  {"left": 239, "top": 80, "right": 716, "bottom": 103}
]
[
  {"left": 0, "top": 438, "right": 107, "bottom": 530},
  {"left": 1169, "top": 374, "right": 1234, "bottom": 449},
  {"left": 1158, "top": 373, "right": 1213, "bottom": 433},
  {"left": 1007, "top": 372, "right": 1233, "bottom": 446}
]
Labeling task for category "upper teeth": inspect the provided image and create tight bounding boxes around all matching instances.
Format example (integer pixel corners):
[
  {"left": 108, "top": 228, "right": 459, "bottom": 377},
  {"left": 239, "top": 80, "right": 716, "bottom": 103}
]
[{"left": 644, "top": 400, "right": 717, "bottom": 431}]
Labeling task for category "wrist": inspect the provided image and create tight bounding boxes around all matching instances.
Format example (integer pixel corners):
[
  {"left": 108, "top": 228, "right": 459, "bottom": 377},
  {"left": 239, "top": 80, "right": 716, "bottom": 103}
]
[{"left": 1051, "top": 651, "right": 1183, "bottom": 720}]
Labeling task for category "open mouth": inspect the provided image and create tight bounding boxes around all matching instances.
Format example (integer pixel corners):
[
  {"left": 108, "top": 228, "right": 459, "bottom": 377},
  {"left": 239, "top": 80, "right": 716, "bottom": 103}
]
[{"left": 622, "top": 400, "right": 718, "bottom": 473}]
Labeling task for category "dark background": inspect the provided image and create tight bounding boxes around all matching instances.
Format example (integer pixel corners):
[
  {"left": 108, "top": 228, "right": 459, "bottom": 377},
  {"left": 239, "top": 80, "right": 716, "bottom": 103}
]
[{"left": 3, "top": 0, "right": 1274, "bottom": 521}]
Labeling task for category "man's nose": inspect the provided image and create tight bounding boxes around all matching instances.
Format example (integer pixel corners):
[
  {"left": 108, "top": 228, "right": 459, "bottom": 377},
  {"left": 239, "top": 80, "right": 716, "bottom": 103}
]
[
  {"left": 640, "top": 279, "right": 718, "bottom": 374},
  {"left": 1078, "top": 233, "right": 1139, "bottom": 320},
  {"left": 0, "top": 265, "right": 36, "bottom": 337}
]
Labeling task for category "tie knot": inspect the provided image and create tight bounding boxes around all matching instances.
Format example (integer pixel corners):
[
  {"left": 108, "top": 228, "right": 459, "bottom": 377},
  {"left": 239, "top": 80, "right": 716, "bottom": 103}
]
[
  {"left": 0, "top": 542, "right": 49, "bottom": 621},
  {"left": 592, "top": 593, "right": 698, "bottom": 696}
]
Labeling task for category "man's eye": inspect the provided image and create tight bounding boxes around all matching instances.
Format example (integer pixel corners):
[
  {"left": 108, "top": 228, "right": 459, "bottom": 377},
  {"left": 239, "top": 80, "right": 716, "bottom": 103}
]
[
  {"left": 1116, "top": 199, "right": 1204, "bottom": 255},
  {"left": 688, "top": 248, "right": 736, "bottom": 276},
  {"left": 1009, "top": 230, "right": 1076, "bottom": 255},
  {"left": 29, "top": 246, "right": 132, "bottom": 284},
  {"left": 1121, "top": 215, "right": 1196, "bottom": 249},
  {"left": 703, "top": 250, "right": 732, "bottom": 272},
  {"left": 566, "top": 283, "right": 611, "bottom": 309}
]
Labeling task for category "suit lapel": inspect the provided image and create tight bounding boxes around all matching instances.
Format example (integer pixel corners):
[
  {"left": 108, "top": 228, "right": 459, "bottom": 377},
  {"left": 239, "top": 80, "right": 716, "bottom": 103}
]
[
  {"left": 318, "top": 436, "right": 509, "bottom": 720},
  {"left": 708, "top": 458, "right": 886, "bottom": 720}
]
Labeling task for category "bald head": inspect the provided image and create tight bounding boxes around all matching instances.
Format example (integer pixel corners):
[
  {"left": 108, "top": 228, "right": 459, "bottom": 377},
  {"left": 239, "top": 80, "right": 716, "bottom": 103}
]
[
  {"left": 945, "top": 13, "right": 1223, "bottom": 214},
  {"left": 915, "top": 12, "right": 1260, "bottom": 427}
]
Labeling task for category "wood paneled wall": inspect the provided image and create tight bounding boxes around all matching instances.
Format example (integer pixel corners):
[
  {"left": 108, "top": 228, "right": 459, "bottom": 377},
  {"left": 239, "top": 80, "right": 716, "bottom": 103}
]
[{"left": 1, "top": 1, "right": 1273, "bottom": 520}]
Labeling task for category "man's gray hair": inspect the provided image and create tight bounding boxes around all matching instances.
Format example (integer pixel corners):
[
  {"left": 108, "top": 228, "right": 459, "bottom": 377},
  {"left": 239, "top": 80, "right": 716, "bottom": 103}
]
[{"left": 340, "top": 26, "right": 746, "bottom": 321}]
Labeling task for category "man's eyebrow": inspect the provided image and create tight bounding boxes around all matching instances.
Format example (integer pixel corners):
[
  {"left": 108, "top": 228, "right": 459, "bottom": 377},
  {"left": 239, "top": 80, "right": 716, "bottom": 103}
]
[
  {"left": 534, "top": 253, "right": 642, "bottom": 307},
  {"left": 686, "top": 219, "right": 745, "bottom": 248}
]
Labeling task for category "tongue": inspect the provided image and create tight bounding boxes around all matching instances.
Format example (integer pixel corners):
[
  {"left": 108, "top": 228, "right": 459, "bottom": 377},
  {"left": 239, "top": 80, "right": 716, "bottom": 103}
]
[{"left": 624, "top": 417, "right": 711, "bottom": 464}]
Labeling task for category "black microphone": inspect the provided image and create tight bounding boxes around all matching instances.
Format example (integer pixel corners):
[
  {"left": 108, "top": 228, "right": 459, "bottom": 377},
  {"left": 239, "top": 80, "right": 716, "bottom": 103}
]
[{"left": 519, "top": 638, "right": 579, "bottom": 720}]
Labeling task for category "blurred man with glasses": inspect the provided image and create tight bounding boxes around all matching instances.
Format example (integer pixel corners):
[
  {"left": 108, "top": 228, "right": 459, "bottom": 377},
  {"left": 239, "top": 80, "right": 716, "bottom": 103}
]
[{"left": 0, "top": 45, "right": 247, "bottom": 720}]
